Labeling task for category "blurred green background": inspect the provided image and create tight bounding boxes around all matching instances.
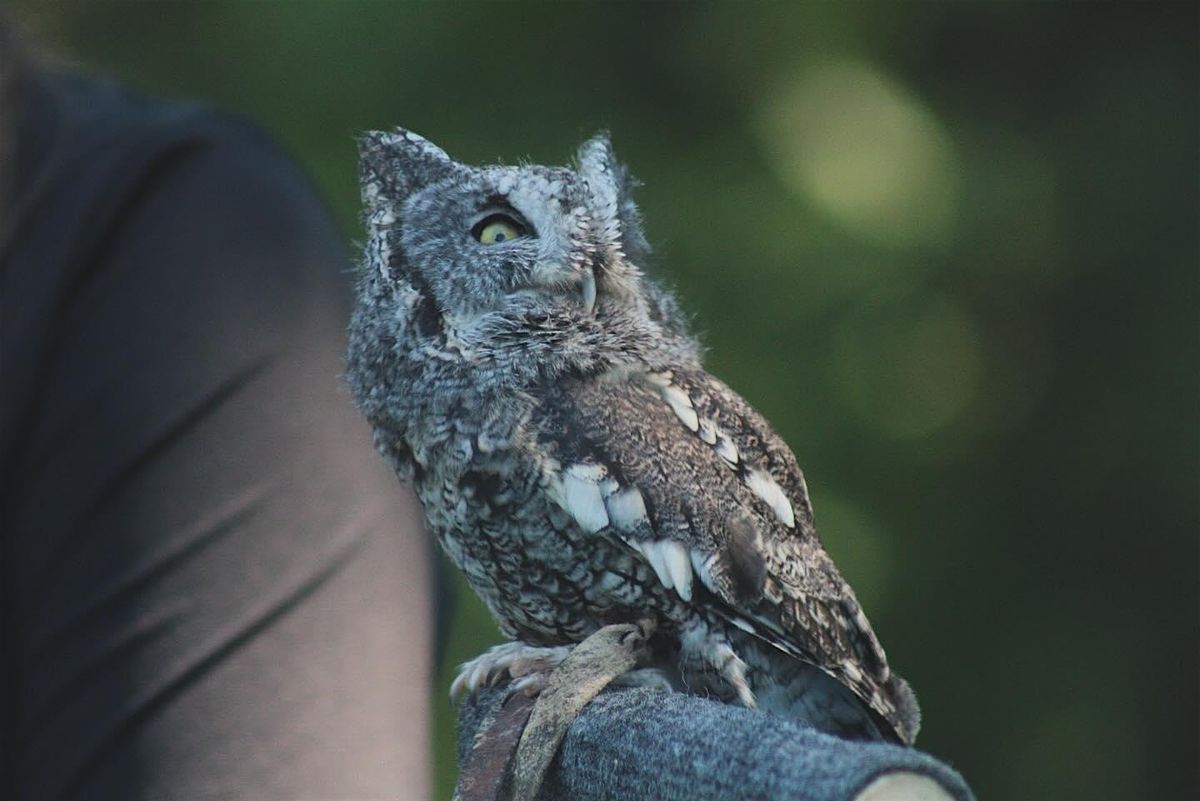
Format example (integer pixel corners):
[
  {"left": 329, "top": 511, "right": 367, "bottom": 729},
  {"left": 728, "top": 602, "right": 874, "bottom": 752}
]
[{"left": 11, "top": 1, "right": 1197, "bottom": 799}]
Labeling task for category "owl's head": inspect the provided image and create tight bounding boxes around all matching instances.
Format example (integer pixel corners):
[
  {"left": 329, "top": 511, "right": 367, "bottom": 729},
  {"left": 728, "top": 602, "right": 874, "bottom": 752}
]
[{"left": 358, "top": 128, "right": 657, "bottom": 333}]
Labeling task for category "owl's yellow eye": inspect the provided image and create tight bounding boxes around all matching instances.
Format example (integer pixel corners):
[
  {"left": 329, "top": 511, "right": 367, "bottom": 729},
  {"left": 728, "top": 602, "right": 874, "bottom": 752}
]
[{"left": 473, "top": 213, "right": 527, "bottom": 245}]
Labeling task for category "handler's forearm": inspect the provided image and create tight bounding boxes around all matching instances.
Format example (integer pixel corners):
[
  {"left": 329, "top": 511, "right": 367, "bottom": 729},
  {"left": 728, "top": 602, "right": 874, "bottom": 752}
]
[{"left": 457, "top": 687, "right": 973, "bottom": 801}]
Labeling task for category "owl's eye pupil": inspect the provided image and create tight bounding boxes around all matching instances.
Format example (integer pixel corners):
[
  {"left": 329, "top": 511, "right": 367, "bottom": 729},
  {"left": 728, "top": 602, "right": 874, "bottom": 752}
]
[{"left": 473, "top": 213, "right": 527, "bottom": 245}]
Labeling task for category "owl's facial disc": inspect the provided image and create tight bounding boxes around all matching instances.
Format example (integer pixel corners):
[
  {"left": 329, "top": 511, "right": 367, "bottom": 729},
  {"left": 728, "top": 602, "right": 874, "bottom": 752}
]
[
  {"left": 364, "top": 130, "right": 643, "bottom": 322},
  {"left": 469, "top": 178, "right": 601, "bottom": 316},
  {"left": 526, "top": 258, "right": 599, "bottom": 315}
]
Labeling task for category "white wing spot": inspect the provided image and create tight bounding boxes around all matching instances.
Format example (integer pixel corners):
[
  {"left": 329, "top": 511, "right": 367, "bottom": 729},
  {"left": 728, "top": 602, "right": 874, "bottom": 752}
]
[
  {"left": 641, "top": 373, "right": 700, "bottom": 432},
  {"left": 644, "top": 371, "right": 672, "bottom": 388},
  {"left": 745, "top": 469, "right": 796, "bottom": 528},
  {"left": 604, "top": 487, "right": 648, "bottom": 531},
  {"left": 558, "top": 464, "right": 610, "bottom": 533},
  {"left": 659, "top": 384, "right": 699, "bottom": 432},
  {"left": 661, "top": 541, "right": 694, "bottom": 601},
  {"left": 635, "top": 540, "right": 673, "bottom": 590},
  {"left": 698, "top": 418, "right": 718, "bottom": 445},
  {"left": 715, "top": 436, "right": 740, "bottom": 466},
  {"left": 636, "top": 539, "right": 694, "bottom": 601}
]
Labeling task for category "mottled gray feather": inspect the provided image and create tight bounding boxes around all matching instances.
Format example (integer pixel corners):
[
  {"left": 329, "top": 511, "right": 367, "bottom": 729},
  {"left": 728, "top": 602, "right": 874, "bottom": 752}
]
[{"left": 346, "top": 127, "right": 920, "bottom": 745}]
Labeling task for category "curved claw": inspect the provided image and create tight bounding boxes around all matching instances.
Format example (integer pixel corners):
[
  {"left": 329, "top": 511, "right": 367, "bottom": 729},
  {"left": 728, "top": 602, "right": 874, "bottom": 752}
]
[{"left": 450, "top": 642, "right": 571, "bottom": 703}]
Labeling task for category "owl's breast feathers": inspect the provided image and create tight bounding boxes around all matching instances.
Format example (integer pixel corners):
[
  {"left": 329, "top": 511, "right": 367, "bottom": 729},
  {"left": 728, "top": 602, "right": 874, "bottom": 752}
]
[{"left": 530, "top": 365, "right": 919, "bottom": 744}]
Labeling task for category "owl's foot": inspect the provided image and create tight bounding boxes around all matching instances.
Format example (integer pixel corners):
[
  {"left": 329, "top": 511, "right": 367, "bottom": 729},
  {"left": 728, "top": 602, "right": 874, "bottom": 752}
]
[
  {"left": 680, "top": 624, "right": 757, "bottom": 708},
  {"left": 710, "top": 641, "right": 757, "bottom": 708},
  {"left": 509, "top": 621, "right": 655, "bottom": 800},
  {"left": 450, "top": 641, "right": 572, "bottom": 702}
]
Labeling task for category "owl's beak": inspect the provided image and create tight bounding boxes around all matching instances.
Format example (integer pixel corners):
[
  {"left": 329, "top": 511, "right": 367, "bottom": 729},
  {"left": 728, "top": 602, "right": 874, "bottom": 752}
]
[
  {"left": 581, "top": 269, "right": 597, "bottom": 314},
  {"left": 530, "top": 260, "right": 597, "bottom": 314}
]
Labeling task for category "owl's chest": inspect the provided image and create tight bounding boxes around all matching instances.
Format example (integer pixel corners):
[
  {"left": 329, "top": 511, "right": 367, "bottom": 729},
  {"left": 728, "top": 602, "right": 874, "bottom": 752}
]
[
  {"left": 411, "top": 427, "right": 681, "bottom": 642},
  {"left": 411, "top": 429, "right": 569, "bottom": 614},
  {"left": 415, "top": 441, "right": 552, "bottom": 566}
]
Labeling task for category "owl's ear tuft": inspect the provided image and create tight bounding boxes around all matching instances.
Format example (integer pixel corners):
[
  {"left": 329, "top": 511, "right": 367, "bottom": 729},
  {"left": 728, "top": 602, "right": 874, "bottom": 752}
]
[
  {"left": 575, "top": 130, "right": 617, "bottom": 175},
  {"left": 577, "top": 131, "right": 651, "bottom": 261},
  {"left": 358, "top": 128, "right": 455, "bottom": 209}
]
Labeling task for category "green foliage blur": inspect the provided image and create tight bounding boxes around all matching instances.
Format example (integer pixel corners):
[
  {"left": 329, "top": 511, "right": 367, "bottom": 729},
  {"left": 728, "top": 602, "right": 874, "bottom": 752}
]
[{"left": 14, "top": 2, "right": 1197, "bottom": 799}]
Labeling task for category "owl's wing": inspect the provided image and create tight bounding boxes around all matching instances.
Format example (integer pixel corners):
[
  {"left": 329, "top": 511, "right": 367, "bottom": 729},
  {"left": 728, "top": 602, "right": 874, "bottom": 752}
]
[{"left": 532, "top": 366, "right": 914, "bottom": 742}]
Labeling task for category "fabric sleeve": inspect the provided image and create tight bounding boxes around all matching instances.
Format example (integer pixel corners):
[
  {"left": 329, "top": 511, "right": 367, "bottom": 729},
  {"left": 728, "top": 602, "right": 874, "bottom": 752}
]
[
  {"left": 457, "top": 687, "right": 975, "bottom": 801},
  {"left": 4, "top": 109, "right": 433, "bottom": 800}
]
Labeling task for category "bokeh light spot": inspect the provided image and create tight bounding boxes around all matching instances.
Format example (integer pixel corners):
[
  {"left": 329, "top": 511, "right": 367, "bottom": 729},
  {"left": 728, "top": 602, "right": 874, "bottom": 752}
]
[
  {"left": 833, "top": 294, "right": 983, "bottom": 440},
  {"left": 756, "top": 60, "right": 961, "bottom": 249}
]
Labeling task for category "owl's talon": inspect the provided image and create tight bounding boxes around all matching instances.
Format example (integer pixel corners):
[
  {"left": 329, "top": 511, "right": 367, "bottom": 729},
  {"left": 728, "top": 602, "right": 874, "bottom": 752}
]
[
  {"left": 678, "top": 625, "right": 758, "bottom": 709},
  {"left": 510, "top": 672, "right": 550, "bottom": 696},
  {"left": 451, "top": 641, "right": 572, "bottom": 702},
  {"left": 615, "top": 617, "right": 656, "bottom": 647}
]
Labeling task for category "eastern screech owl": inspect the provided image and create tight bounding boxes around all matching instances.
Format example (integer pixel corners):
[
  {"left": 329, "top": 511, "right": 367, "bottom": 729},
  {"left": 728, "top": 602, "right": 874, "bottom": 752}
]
[{"left": 346, "top": 128, "right": 920, "bottom": 745}]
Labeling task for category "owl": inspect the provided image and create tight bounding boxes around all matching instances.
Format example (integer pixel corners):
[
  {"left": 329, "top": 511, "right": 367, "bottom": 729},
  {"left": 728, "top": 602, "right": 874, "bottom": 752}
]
[{"left": 346, "top": 128, "right": 921, "bottom": 745}]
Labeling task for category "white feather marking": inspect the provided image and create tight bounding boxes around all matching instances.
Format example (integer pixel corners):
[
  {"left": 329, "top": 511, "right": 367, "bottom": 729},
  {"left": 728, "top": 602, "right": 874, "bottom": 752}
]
[
  {"left": 604, "top": 487, "right": 648, "bottom": 531},
  {"left": 643, "top": 371, "right": 672, "bottom": 388},
  {"left": 559, "top": 467, "right": 609, "bottom": 534},
  {"left": 636, "top": 540, "right": 693, "bottom": 601},
  {"left": 745, "top": 469, "right": 796, "bottom": 528},
  {"left": 660, "top": 385, "right": 699, "bottom": 432},
  {"left": 660, "top": 541, "right": 693, "bottom": 601},
  {"left": 660, "top": 383, "right": 692, "bottom": 411},
  {"left": 674, "top": 405, "right": 700, "bottom": 432},
  {"left": 635, "top": 541, "right": 673, "bottom": 590},
  {"left": 729, "top": 616, "right": 756, "bottom": 635},
  {"left": 698, "top": 418, "right": 718, "bottom": 445},
  {"left": 715, "top": 436, "right": 739, "bottom": 466}
]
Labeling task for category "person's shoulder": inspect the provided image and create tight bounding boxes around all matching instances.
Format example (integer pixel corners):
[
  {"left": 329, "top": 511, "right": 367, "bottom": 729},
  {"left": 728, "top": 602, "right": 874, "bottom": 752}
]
[
  {"left": 19, "top": 67, "right": 320, "bottom": 218},
  {"left": 7, "top": 67, "right": 348, "bottom": 311},
  {"left": 11, "top": 67, "right": 325, "bottom": 242},
  {"left": 47, "top": 70, "right": 281, "bottom": 163}
]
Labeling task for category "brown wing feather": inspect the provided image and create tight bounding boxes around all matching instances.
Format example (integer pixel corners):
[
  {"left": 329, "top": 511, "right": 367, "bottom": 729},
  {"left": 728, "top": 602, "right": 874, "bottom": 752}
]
[{"left": 533, "top": 366, "right": 917, "bottom": 742}]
